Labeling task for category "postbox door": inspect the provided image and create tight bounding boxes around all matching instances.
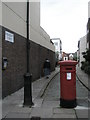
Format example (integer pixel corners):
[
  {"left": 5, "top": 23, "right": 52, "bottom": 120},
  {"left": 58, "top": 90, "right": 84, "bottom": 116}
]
[{"left": 60, "top": 71, "right": 76, "bottom": 100}]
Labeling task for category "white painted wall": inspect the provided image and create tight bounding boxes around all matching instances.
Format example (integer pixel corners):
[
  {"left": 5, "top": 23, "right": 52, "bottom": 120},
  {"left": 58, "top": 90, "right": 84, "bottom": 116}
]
[
  {"left": 88, "top": 1, "right": 90, "bottom": 18},
  {"left": 79, "top": 35, "right": 87, "bottom": 67},
  {"left": 0, "top": 0, "right": 2, "bottom": 90},
  {"left": 30, "top": 2, "right": 54, "bottom": 51},
  {"left": 0, "top": 1, "right": 2, "bottom": 119},
  {"left": 77, "top": 50, "right": 79, "bottom": 61},
  {"left": 2, "top": 2, "right": 55, "bottom": 52},
  {"left": 2, "top": 2, "right": 27, "bottom": 38},
  {"left": 69, "top": 54, "right": 73, "bottom": 60},
  {"left": 52, "top": 39, "right": 62, "bottom": 60},
  {"left": 30, "top": 2, "right": 40, "bottom": 31},
  {"left": 0, "top": 0, "right": 2, "bottom": 26}
]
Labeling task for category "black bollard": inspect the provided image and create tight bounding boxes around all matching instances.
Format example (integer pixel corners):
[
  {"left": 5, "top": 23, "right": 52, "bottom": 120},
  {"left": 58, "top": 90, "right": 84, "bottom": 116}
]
[{"left": 24, "top": 73, "right": 33, "bottom": 107}]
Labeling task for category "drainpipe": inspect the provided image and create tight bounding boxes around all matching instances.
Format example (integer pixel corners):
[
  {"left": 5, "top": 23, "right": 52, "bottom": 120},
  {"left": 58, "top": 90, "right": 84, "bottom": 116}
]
[{"left": 23, "top": 0, "right": 33, "bottom": 107}]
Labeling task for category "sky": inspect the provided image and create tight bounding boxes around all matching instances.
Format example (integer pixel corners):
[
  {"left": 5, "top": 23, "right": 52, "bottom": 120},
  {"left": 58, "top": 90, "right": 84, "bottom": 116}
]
[{"left": 40, "top": 0, "right": 89, "bottom": 53}]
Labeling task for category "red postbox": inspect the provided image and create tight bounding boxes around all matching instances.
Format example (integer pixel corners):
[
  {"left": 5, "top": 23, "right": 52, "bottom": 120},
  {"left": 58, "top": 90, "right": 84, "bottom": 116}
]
[{"left": 59, "top": 60, "right": 78, "bottom": 108}]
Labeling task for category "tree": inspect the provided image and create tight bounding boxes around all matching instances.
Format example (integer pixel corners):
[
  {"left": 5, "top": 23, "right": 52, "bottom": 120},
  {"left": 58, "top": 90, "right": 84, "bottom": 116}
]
[
  {"left": 81, "top": 48, "right": 90, "bottom": 74},
  {"left": 73, "top": 52, "right": 77, "bottom": 61},
  {"left": 82, "top": 49, "right": 90, "bottom": 64}
]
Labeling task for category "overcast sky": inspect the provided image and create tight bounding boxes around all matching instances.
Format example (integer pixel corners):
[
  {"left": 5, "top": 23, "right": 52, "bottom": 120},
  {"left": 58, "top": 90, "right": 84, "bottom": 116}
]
[{"left": 40, "top": 0, "right": 89, "bottom": 53}]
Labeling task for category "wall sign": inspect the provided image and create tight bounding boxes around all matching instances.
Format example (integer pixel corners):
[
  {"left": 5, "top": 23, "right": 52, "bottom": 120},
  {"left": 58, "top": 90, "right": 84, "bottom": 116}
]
[
  {"left": 67, "top": 73, "right": 71, "bottom": 80},
  {"left": 5, "top": 31, "right": 14, "bottom": 43}
]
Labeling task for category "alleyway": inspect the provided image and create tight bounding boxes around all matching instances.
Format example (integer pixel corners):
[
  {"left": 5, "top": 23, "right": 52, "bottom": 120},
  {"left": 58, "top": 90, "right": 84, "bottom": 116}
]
[
  {"left": 2, "top": 68, "right": 89, "bottom": 119},
  {"left": 42, "top": 73, "right": 88, "bottom": 118}
]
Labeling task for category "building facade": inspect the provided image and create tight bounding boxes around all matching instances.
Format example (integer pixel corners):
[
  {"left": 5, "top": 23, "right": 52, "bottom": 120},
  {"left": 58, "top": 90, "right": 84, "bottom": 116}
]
[
  {"left": 0, "top": 2, "right": 55, "bottom": 98},
  {"left": 87, "top": 18, "right": 90, "bottom": 49},
  {"left": 69, "top": 53, "right": 74, "bottom": 60},
  {"left": 62, "top": 52, "right": 69, "bottom": 61},
  {"left": 77, "top": 1, "right": 90, "bottom": 68},
  {"left": 78, "top": 35, "right": 87, "bottom": 67},
  {"left": 88, "top": 1, "right": 90, "bottom": 19},
  {"left": 0, "top": 0, "right": 2, "bottom": 103},
  {"left": 87, "top": 2, "right": 90, "bottom": 49},
  {"left": 51, "top": 38, "right": 62, "bottom": 61}
]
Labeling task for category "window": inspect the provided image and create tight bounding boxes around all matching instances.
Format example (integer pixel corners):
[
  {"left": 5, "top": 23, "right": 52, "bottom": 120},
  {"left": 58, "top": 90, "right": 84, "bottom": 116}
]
[{"left": 54, "top": 42, "right": 58, "bottom": 46}]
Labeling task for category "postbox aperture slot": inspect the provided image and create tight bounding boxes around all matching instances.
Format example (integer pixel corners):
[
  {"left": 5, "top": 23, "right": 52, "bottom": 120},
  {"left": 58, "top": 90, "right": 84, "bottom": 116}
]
[{"left": 66, "top": 68, "right": 72, "bottom": 70}]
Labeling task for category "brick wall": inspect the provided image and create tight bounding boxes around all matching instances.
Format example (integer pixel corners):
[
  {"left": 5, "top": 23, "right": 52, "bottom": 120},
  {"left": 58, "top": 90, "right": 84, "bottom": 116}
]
[{"left": 2, "top": 26, "right": 55, "bottom": 98}]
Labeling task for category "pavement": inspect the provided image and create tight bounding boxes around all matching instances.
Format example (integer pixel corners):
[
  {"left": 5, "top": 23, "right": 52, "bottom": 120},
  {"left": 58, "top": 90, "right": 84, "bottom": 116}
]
[
  {"left": 1, "top": 66, "right": 90, "bottom": 119},
  {"left": 76, "top": 65, "right": 90, "bottom": 119},
  {"left": 76, "top": 65, "right": 90, "bottom": 91}
]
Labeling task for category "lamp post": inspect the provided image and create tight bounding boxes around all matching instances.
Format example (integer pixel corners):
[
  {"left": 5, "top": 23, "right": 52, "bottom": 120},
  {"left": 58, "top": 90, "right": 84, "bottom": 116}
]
[{"left": 23, "top": 0, "right": 33, "bottom": 107}]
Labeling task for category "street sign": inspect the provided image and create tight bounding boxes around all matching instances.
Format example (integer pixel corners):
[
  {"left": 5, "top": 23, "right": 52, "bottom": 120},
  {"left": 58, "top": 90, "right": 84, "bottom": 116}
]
[{"left": 5, "top": 31, "right": 14, "bottom": 43}]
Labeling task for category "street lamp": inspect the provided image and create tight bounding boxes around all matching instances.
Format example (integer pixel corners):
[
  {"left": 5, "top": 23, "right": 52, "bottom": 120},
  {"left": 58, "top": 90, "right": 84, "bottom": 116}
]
[{"left": 23, "top": 0, "right": 33, "bottom": 107}]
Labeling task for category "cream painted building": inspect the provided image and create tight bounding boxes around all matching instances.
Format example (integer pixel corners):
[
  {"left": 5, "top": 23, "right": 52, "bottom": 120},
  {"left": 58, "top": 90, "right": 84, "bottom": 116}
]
[
  {"left": 78, "top": 35, "right": 87, "bottom": 67},
  {"left": 1, "top": 2, "right": 54, "bottom": 51},
  {"left": 51, "top": 38, "right": 62, "bottom": 61},
  {"left": 87, "top": 1, "right": 90, "bottom": 49},
  {"left": 0, "top": 1, "right": 2, "bottom": 119},
  {"left": 1, "top": 1, "right": 55, "bottom": 98},
  {"left": 78, "top": 1, "right": 90, "bottom": 67},
  {"left": 88, "top": 1, "right": 90, "bottom": 18}
]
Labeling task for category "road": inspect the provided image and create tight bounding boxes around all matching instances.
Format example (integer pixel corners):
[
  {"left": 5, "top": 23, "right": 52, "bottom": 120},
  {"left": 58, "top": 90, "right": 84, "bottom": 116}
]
[{"left": 43, "top": 73, "right": 89, "bottom": 108}]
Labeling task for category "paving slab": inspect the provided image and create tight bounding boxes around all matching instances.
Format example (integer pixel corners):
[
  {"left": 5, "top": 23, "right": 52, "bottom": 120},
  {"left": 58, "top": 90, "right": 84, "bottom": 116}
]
[
  {"left": 75, "top": 109, "right": 88, "bottom": 118},
  {"left": 5, "top": 112, "right": 30, "bottom": 118},
  {"left": 75, "top": 106, "right": 89, "bottom": 118},
  {"left": 53, "top": 107, "right": 75, "bottom": 114},
  {"left": 2, "top": 104, "right": 15, "bottom": 118},
  {"left": 29, "top": 108, "right": 53, "bottom": 118},
  {"left": 42, "top": 101, "right": 60, "bottom": 108},
  {"left": 52, "top": 113, "right": 76, "bottom": 118},
  {"left": 33, "top": 98, "right": 43, "bottom": 107},
  {"left": 52, "top": 107, "right": 76, "bottom": 118},
  {"left": 10, "top": 106, "right": 32, "bottom": 113}
]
